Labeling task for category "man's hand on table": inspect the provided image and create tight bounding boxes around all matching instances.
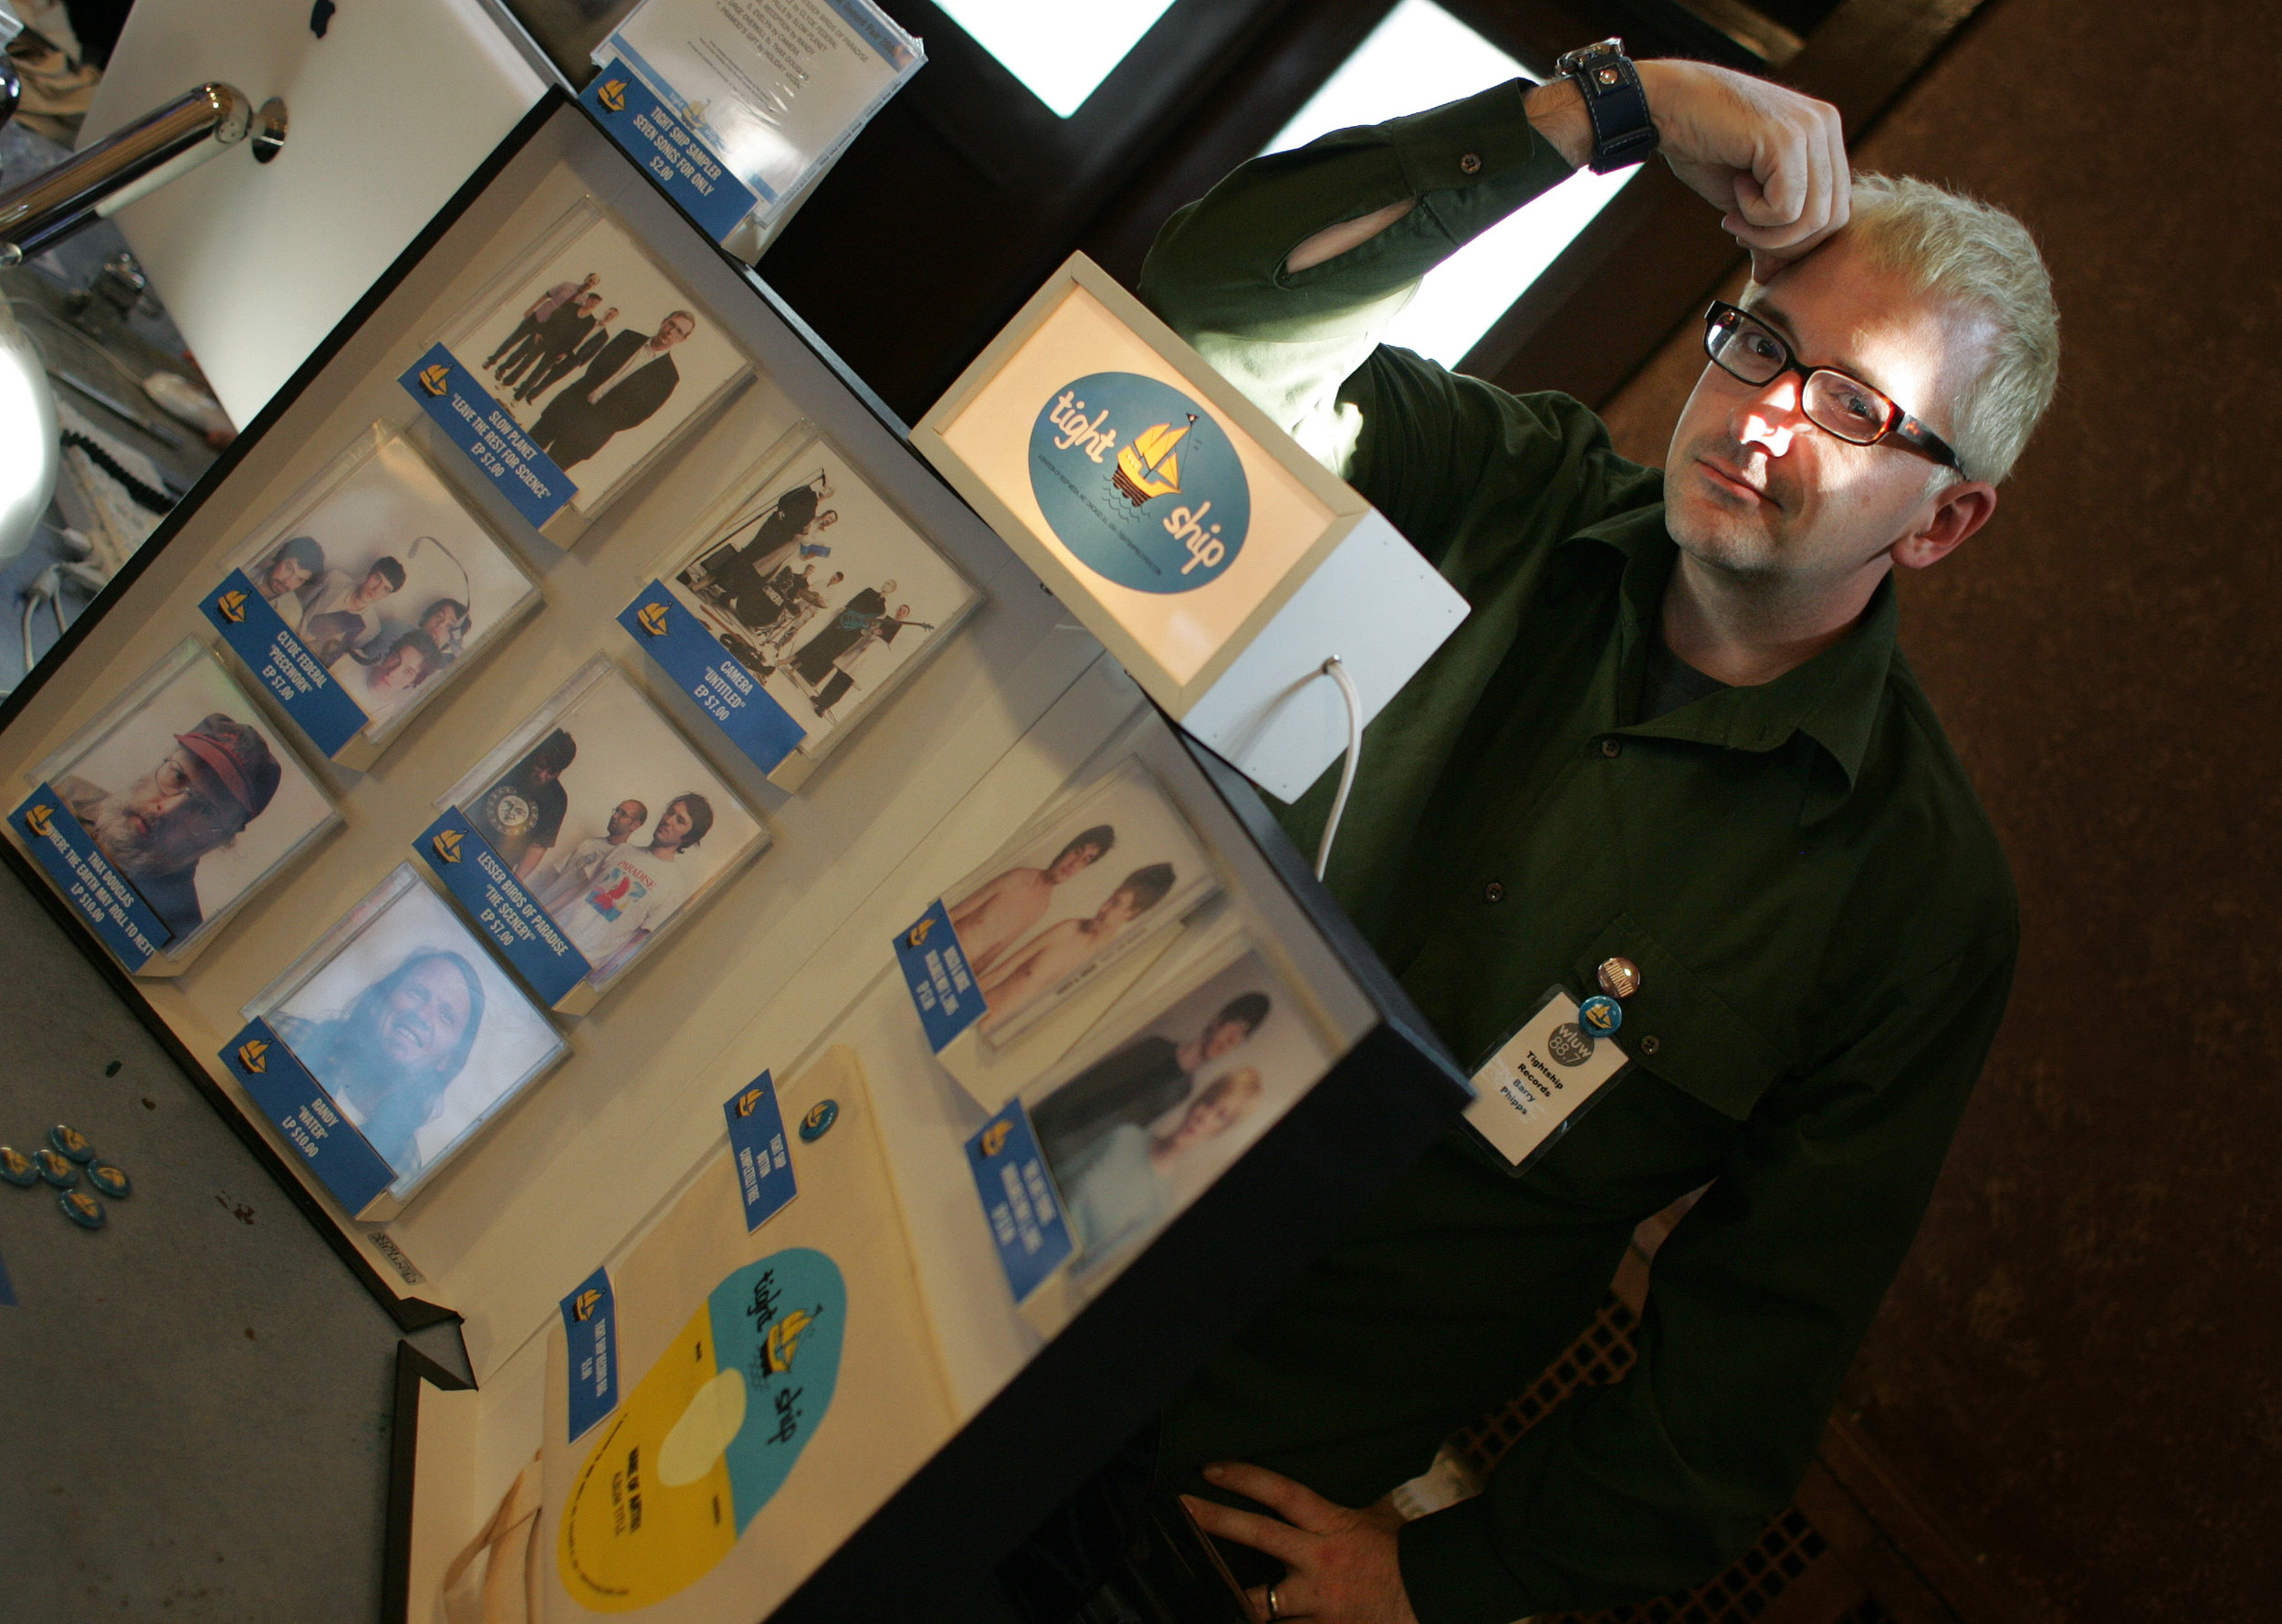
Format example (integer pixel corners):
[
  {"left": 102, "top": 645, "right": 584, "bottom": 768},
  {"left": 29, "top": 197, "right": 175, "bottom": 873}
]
[
  {"left": 1527, "top": 58, "right": 1848, "bottom": 283},
  {"left": 1183, "top": 1462, "right": 1422, "bottom": 1624}
]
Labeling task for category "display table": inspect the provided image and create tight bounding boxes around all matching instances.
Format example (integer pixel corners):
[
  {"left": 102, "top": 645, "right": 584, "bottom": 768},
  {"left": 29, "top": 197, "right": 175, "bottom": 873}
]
[{"left": 0, "top": 94, "right": 1469, "bottom": 1622}]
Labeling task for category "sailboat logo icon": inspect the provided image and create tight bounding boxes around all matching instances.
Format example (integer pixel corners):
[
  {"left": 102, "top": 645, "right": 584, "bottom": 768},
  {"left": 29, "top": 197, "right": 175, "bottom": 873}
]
[{"left": 1113, "top": 416, "right": 1193, "bottom": 506}]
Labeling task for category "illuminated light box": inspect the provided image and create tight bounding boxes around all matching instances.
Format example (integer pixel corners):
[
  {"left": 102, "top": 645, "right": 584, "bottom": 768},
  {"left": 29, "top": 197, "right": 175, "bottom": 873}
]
[{"left": 915, "top": 254, "right": 1468, "bottom": 802}]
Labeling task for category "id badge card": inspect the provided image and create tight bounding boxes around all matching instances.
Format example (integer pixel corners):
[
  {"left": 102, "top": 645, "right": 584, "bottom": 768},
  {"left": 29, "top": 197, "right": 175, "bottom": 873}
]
[{"left": 1461, "top": 986, "right": 1630, "bottom": 1176}]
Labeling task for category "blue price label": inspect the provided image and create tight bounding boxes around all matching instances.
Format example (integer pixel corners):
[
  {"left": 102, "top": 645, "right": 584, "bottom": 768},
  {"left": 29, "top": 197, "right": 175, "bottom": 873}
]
[
  {"left": 398, "top": 343, "right": 576, "bottom": 528},
  {"left": 560, "top": 1266, "right": 619, "bottom": 1441},
  {"left": 414, "top": 809, "right": 592, "bottom": 1006},
  {"left": 200, "top": 569, "right": 372, "bottom": 759},
  {"left": 722, "top": 1072, "right": 799, "bottom": 1232},
  {"left": 581, "top": 58, "right": 762, "bottom": 241},
  {"left": 15, "top": 784, "right": 174, "bottom": 969},
  {"left": 619, "top": 582, "right": 807, "bottom": 773},
  {"left": 223, "top": 1019, "right": 398, "bottom": 1217},
  {"left": 893, "top": 899, "right": 985, "bottom": 1052},
  {"left": 964, "top": 1102, "right": 1073, "bottom": 1303}
]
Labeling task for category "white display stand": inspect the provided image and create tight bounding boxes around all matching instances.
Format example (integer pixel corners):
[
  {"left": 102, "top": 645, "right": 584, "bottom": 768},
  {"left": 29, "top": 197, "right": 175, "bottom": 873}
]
[{"left": 916, "top": 255, "right": 1469, "bottom": 802}]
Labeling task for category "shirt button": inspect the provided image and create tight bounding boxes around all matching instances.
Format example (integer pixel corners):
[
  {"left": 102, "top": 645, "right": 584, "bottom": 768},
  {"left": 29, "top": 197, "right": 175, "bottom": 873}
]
[
  {"left": 1641, "top": 1035, "right": 1660, "bottom": 1055},
  {"left": 1482, "top": 880, "right": 1505, "bottom": 904},
  {"left": 1600, "top": 738, "right": 1623, "bottom": 758},
  {"left": 1459, "top": 152, "right": 1482, "bottom": 174}
]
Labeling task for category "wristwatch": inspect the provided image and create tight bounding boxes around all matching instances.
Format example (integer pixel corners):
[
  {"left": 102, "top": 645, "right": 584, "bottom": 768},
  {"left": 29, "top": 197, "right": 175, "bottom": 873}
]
[{"left": 1554, "top": 38, "right": 1659, "bottom": 173}]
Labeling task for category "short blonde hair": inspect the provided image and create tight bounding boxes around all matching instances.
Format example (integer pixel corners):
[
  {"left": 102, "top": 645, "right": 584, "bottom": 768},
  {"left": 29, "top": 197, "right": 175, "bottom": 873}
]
[{"left": 1747, "top": 173, "right": 2059, "bottom": 484}]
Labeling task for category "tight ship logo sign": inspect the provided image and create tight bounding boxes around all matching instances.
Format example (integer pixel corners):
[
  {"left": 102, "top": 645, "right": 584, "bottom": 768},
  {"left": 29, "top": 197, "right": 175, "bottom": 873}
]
[
  {"left": 1029, "top": 372, "right": 1251, "bottom": 595},
  {"left": 215, "top": 589, "right": 249, "bottom": 623}
]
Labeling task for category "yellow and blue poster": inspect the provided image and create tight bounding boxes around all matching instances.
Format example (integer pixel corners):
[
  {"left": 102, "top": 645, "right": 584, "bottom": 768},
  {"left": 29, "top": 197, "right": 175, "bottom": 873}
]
[{"left": 557, "top": 1249, "right": 845, "bottom": 1610}]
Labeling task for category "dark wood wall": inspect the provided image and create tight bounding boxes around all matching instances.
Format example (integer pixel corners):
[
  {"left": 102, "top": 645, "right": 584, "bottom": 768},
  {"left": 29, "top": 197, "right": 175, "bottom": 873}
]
[{"left": 1596, "top": 2, "right": 2282, "bottom": 1616}]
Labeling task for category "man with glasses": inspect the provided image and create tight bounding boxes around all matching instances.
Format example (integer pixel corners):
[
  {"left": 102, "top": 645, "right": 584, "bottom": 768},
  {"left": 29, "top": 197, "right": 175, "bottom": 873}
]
[
  {"left": 1134, "top": 49, "right": 2059, "bottom": 1624},
  {"left": 56, "top": 712, "right": 283, "bottom": 938},
  {"left": 532, "top": 309, "right": 698, "bottom": 474}
]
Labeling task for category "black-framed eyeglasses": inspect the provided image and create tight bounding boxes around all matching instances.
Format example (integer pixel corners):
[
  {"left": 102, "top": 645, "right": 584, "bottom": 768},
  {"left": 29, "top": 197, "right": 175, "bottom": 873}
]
[{"left": 1701, "top": 301, "right": 1960, "bottom": 471}]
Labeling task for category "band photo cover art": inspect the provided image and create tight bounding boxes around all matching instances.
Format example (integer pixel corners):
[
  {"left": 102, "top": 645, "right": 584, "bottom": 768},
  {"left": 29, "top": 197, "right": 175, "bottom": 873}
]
[
  {"left": 42, "top": 641, "right": 334, "bottom": 953},
  {"left": 665, "top": 437, "right": 975, "bottom": 753},
  {"left": 942, "top": 760, "right": 1220, "bottom": 1045},
  {"left": 450, "top": 206, "right": 748, "bottom": 513},
  {"left": 457, "top": 663, "right": 767, "bottom": 990},
  {"left": 1025, "top": 947, "right": 1330, "bottom": 1283},
  {"left": 265, "top": 868, "right": 565, "bottom": 1192},
  {"left": 231, "top": 430, "right": 539, "bottom": 740}
]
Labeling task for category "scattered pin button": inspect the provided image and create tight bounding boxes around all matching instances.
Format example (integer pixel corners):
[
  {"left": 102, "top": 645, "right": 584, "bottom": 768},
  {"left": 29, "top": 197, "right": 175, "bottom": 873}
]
[
  {"left": 34, "top": 1148, "right": 79, "bottom": 1189},
  {"left": 1596, "top": 956, "right": 1641, "bottom": 999},
  {"left": 799, "top": 1099, "right": 839, "bottom": 1142},
  {"left": 86, "top": 1163, "right": 131, "bottom": 1200},
  {"left": 1578, "top": 994, "right": 1623, "bottom": 1036},
  {"left": 0, "top": 1147, "right": 37, "bottom": 1188},
  {"left": 49, "top": 1125, "right": 95, "bottom": 1163},
  {"left": 58, "top": 1189, "right": 106, "bottom": 1230}
]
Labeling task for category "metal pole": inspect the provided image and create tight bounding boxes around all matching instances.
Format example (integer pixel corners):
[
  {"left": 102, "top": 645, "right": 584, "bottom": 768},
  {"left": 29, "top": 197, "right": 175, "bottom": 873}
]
[{"left": 0, "top": 82, "right": 286, "bottom": 267}]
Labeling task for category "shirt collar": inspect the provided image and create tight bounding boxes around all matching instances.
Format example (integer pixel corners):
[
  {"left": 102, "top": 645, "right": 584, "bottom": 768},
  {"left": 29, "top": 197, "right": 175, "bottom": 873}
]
[{"left": 1564, "top": 505, "right": 1898, "bottom": 809}]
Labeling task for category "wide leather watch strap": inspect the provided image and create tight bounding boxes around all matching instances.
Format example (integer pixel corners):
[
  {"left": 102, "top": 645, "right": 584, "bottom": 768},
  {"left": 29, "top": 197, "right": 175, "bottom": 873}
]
[{"left": 1557, "top": 39, "right": 1659, "bottom": 174}]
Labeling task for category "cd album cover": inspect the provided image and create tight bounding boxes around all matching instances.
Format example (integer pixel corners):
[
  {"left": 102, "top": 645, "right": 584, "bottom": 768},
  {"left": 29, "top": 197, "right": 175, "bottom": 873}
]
[
  {"left": 935, "top": 759, "right": 1220, "bottom": 1049},
  {"left": 231, "top": 864, "right": 568, "bottom": 1218},
  {"left": 428, "top": 201, "right": 751, "bottom": 525},
  {"left": 627, "top": 433, "right": 979, "bottom": 785},
  {"left": 13, "top": 639, "right": 337, "bottom": 975},
  {"left": 204, "top": 426, "right": 541, "bottom": 767},
  {"left": 422, "top": 656, "right": 769, "bottom": 1013}
]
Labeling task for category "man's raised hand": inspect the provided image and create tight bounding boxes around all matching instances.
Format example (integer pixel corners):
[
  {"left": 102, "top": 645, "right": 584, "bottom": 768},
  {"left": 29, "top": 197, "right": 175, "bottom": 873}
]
[{"left": 1638, "top": 58, "right": 1848, "bottom": 281}]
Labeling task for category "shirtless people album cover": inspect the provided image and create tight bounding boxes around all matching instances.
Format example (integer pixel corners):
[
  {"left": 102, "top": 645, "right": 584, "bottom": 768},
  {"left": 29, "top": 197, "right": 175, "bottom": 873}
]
[{"left": 942, "top": 759, "right": 1220, "bottom": 1047}]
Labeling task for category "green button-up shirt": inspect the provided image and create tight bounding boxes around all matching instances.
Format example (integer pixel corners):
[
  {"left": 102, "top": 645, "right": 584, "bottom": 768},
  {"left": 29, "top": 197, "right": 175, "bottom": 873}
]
[{"left": 1138, "top": 83, "right": 2017, "bottom": 1622}]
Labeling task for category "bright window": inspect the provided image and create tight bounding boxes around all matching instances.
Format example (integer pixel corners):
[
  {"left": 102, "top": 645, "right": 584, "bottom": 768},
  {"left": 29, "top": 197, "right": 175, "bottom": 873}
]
[
  {"left": 935, "top": 0, "right": 1179, "bottom": 119},
  {"left": 1262, "top": 0, "right": 1639, "bottom": 369}
]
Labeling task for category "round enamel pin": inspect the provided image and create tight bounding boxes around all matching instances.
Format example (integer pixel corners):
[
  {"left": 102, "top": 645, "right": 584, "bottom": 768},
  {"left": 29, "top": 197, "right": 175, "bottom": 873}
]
[
  {"left": 1595, "top": 957, "right": 1641, "bottom": 1000},
  {"left": 49, "top": 1124, "right": 95, "bottom": 1163},
  {"left": 87, "top": 1162, "right": 131, "bottom": 1200},
  {"left": 58, "top": 1188, "right": 106, "bottom": 1230},
  {"left": 0, "top": 1146, "right": 37, "bottom": 1187},
  {"left": 1578, "top": 994, "right": 1624, "bottom": 1037},
  {"left": 798, "top": 1099, "right": 838, "bottom": 1142},
  {"left": 33, "top": 1147, "right": 79, "bottom": 1189}
]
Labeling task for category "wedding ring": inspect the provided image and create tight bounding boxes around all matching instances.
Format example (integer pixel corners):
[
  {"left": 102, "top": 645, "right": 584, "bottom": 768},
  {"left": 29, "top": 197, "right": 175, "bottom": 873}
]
[{"left": 1265, "top": 1581, "right": 1282, "bottom": 1621}]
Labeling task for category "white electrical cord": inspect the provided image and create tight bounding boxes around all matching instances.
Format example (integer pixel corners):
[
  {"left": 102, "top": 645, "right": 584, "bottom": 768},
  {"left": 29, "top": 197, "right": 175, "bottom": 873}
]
[{"left": 1314, "top": 655, "right": 1365, "bottom": 881}]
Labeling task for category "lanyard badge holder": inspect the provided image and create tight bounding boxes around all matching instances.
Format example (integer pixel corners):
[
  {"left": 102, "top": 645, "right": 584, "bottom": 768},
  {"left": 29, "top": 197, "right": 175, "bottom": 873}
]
[{"left": 1460, "top": 958, "right": 1640, "bottom": 1177}]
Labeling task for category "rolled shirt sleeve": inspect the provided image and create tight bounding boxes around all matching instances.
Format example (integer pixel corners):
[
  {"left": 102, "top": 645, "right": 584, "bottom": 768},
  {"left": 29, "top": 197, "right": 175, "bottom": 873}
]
[{"left": 1139, "top": 80, "right": 1574, "bottom": 478}]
